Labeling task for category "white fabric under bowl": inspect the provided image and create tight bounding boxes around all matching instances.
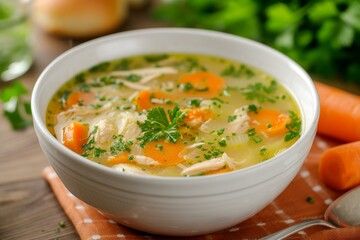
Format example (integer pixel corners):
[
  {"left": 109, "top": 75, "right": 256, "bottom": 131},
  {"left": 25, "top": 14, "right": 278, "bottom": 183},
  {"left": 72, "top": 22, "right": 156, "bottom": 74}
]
[{"left": 32, "top": 28, "right": 319, "bottom": 236}]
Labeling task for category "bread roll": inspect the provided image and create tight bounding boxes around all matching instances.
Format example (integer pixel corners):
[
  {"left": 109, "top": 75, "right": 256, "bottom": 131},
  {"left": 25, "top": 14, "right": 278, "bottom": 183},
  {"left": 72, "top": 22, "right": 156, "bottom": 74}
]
[{"left": 33, "top": 0, "right": 128, "bottom": 38}]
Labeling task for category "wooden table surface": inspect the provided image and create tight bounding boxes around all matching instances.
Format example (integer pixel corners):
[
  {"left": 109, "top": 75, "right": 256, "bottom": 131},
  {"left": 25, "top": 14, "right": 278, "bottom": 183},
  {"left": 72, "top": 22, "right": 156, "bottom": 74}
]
[{"left": 1, "top": 4, "right": 360, "bottom": 240}]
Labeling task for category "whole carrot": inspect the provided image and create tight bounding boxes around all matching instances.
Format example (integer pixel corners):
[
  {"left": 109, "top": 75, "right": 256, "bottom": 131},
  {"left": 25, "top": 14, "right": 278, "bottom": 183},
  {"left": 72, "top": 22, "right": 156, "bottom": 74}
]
[
  {"left": 319, "top": 141, "right": 360, "bottom": 191},
  {"left": 315, "top": 81, "right": 360, "bottom": 142}
]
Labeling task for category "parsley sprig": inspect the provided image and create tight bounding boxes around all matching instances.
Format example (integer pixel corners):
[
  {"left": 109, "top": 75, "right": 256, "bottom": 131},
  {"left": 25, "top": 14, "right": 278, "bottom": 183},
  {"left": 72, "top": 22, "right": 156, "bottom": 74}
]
[
  {"left": 241, "top": 80, "right": 278, "bottom": 103},
  {"left": 137, "top": 106, "right": 185, "bottom": 147}
]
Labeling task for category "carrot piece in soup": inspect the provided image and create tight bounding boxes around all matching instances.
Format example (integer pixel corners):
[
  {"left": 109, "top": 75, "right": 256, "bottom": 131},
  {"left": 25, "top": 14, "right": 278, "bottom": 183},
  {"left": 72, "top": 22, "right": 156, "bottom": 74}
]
[
  {"left": 134, "top": 90, "right": 172, "bottom": 111},
  {"left": 143, "top": 141, "right": 185, "bottom": 166},
  {"left": 178, "top": 72, "right": 225, "bottom": 97},
  {"left": 66, "top": 91, "right": 95, "bottom": 108},
  {"left": 63, "top": 121, "right": 89, "bottom": 154},
  {"left": 249, "top": 109, "right": 289, "bottom": 136},
  {"left": 319, "top": 141, "right": 360, "bottom": 191},
  {"left": 315, "top": 81, "right": 360, "bottom": 142}
]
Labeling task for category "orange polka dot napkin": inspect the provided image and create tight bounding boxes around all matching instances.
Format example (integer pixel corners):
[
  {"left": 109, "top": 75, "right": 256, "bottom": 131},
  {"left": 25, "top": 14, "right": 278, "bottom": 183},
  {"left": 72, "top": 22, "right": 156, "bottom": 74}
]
[{"left": 43, "top": 136, "right": 360, "bottom": 239}]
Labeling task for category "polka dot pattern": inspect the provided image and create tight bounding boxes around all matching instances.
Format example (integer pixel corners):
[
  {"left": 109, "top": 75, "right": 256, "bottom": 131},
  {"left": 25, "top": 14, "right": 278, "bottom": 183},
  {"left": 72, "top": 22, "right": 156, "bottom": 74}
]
[{"left": 42, "top": 136, "right": 356, "bottom": 239}]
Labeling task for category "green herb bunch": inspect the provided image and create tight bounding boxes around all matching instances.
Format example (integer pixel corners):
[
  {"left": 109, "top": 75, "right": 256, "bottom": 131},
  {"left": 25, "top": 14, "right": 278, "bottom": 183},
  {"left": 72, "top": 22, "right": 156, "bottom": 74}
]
[
  {"left": 152, "top": 0, "right": 360, "bottom": 82},
  {"left": 0, "top": 81, "right": 32, "bottom": 130}
]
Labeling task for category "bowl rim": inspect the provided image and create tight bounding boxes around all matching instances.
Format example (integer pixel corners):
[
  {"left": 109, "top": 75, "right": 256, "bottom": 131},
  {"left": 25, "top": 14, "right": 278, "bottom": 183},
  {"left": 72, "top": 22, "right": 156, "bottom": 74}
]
[{"left": 32, "top": 27, "right": 320, "bottom": 184}]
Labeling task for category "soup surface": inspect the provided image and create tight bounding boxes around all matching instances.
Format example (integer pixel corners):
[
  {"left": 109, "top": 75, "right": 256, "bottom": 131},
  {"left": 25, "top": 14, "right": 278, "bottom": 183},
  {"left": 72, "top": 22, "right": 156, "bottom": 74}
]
[{"left": 46, "top": 53, "right": 302, "bottom": 177}]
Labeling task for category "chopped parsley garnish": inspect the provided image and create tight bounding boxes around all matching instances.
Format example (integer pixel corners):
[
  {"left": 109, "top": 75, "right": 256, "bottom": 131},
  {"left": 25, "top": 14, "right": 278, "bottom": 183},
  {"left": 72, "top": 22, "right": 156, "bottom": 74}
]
[
  {"left": 113, "top": 58, "right": 131, "bottom": 70},
  {"left": 125, "top": 74, "right": 142, "bottom": 82},
  {"left": 144, "top": 54, "right": 169, "bottom": 62},
  {"left": 247, "top": 128, "right": 256, "bottom": 136},
  {"left": 82, "top": 138, "right": 107, "bottom": 158},
  {"left": 110, "top": 135, "right": 133, "bottom": 155},
  {"left": 217, "top": 128, "right": 225, "bottom": 136},
  {"left": 221, "top": 64, "right": 255, "bottom": 78},
  {"left": 247, "top": 104, "right": 259, "bottom": 114},
  {"left": 177, "top": 57, "right": 207, "bottom": 72},
  {"left": 99, "top": 76, "right": 117, "bottom": 85},
  {"left": 89, "top": 62, "right": 109, "bottom": 73},
  {"left": 247, "top": 128, "right": 263, "bottom": 143},
  {"left": 241, "top": 80, "right": 278, "bottom": 103},
  {"left": 90, "top": 125, "right": 99, "bottom": 135},
  {"left": 285, "top": 111, "right": 302, "bottom": 142},
  {"left": 90, "top": 103, "right": 103, "bottom": 109},
  {"left": 211, "top": 97, "right": 225, "bottom": 103},
  {"left": 253, "top": 136, "right": 263, "bottom": 143},
  {"left": 306, "top": 196, "right": 314, "bottom": 204},
  {"left": 221, "top": 64, "right": 240, "bottom": 77},
  {"left": 187, "top": 99, "right": 201, "bottom": 107},
  {"left": 218, "top": 139, "right": 227, "bottom": 147},
  {"left": 74, "top": 73, "right": 86, "bottom": 83},
  {"left": 78, "top": 84, "right": 90, "bottom": 92},
  {"left": 260, "top": 147, "right": 267, "bottom": 156},
  {"left": 137, "top": 106, "right": 185, "bottom": 147},
  {"left": 228, "top": 115, "right": 237, "bottom": 122},
  {"left": 156, "top": 144, "right": 164, "bottom": 151},
  {"left": 178, "top": 82, "right": 209, "bottom": 92},
  {"left": 180, "top": 82, "right": 194, "bottom": 92}
]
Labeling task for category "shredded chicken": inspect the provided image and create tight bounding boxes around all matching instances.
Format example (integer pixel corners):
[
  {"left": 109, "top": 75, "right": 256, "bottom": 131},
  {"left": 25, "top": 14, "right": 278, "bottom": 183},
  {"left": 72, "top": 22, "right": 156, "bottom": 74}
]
[
  {"left": 200, "top": 100, "right": 213, "bottom": 109},
  {"left": 120, "top": 80, "right": 151, "bottom": 90},
  {"left": 199, "top": 119, "right": 214, "bottom": 133},
  {"left": 181, "top": 157, "right": 225, "bottom": 176},
  {"left": 222, "top": 152, "right": 236, "bottom": 169},
  {"left": 110, "top": 67, "right": 177, "bottom": 77},
  {"left": 181, "top": 153, "right": 234, "bottom": 176},
  {"left": 140, "top": 73, "right": 162, "bottom": 84},
  {"left": 113, "top": 164, "right": 149, "bottom": 175},
  {"left": 115, "top": 112, "right": 142, "bottom": 140},
  {"left": 178, "top": 142, "right": 205, "bottom": 159},
  {"left": 93, "top": 119, "right": 117, "bottom": 144},
  {"left": 225, "top": 107, "right": 250, "bottom": 135},
  {"left": 133, "top": 155, "right": 159, "bottom": 166}
]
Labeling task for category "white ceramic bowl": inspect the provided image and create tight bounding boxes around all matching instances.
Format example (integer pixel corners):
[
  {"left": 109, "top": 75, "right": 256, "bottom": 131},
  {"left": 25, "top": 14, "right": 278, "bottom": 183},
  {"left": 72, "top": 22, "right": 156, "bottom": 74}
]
[{"left": 32, "top": 28, "right": 319, "bottom": 236}]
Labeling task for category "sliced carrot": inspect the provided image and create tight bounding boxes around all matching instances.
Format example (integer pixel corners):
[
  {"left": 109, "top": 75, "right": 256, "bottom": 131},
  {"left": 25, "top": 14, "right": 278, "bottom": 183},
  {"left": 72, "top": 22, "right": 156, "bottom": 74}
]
[
  {"left": 66, "top": 91, "right": 95, "bottom": 108},
  {"left": 134, "top": 90, "right": 172, "bottom": 111},
  {"left": 184, "top": 108, "right": 213, "bottom": 128},
  {"left": 63, "top": 121, "right": 89, "bottom": 154},
  {"left": 178, "top": 72, "right": 225, "bottom": 97},
  {"left": 319, "top": 141, "right": 360, "bottom": 191},
  {"left": 143, "top": 141, "right": 185, "bottom": 166},
  {"left": 249, "top": 109, "right": 289, "bottom": 136},
  {"left": 315, "top": 81, "right": 360, "bottom": 142}
]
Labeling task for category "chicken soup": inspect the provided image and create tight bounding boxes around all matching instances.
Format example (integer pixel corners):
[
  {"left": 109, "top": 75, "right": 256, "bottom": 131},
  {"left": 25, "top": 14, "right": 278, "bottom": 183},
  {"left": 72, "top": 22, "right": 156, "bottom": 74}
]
[{"left": 46, "top": 53, "right": 302, "bottom": 177}]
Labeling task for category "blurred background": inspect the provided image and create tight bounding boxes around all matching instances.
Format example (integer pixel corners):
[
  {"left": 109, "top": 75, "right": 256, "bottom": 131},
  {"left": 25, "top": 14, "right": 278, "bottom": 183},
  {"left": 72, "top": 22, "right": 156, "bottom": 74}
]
[
  {"left": 151, "top": 0, "right": 360, "bottom": 83},
  {"left": 1, "top": 0, "right": 360, "bottom": 130}
]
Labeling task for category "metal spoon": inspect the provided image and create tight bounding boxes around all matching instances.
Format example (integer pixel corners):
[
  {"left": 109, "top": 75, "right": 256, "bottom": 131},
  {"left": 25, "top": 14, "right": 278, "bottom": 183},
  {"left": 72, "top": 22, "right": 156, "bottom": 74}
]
[{"left": 260, "top": 185, "right": 360, "bottom": 240}]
